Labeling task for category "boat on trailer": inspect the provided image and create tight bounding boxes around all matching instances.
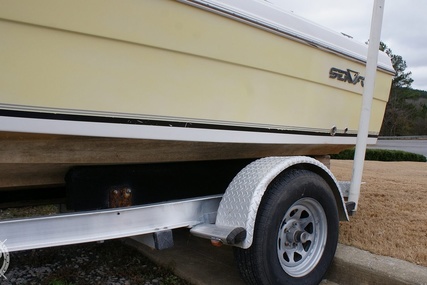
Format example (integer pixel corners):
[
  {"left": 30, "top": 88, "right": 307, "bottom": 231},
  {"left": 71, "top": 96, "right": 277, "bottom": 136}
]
[
  {"left": 0, "top": 0, "right": 393, "bottom": 190},
  {"left": 1, "top": 1, "right": 393, "bottom": 284}
]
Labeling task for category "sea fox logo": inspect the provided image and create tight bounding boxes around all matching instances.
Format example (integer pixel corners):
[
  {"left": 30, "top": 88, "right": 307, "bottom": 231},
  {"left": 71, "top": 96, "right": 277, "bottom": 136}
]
[{"left": 329, "top": 67, "right": 365, "bottom": 87}]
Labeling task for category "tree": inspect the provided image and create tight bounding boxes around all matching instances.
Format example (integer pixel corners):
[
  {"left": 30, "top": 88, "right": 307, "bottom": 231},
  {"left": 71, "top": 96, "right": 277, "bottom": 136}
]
[
  {"left": 379, "top": 42, "right": 413, "bottom": 89},
  {"left": 379, "top": 42, "right": 416, "bottom": 136}
]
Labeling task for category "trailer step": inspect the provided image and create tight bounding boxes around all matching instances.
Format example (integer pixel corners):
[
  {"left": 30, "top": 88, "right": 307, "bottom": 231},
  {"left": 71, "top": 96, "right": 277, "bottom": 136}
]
[{"left": 190, "top": 224, "right": 246, "bottom": 246}]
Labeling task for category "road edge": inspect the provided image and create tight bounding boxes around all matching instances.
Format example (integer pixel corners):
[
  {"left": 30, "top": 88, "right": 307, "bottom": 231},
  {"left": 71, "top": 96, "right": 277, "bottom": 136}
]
[{"left": 326, "top": 243, "right": 427, "bottom": 285}]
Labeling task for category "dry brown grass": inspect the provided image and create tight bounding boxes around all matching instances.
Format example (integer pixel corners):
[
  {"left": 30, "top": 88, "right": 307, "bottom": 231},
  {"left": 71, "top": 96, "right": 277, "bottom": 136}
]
[{"left": 331, "top": 160, "right": 427, "bottom": 267}]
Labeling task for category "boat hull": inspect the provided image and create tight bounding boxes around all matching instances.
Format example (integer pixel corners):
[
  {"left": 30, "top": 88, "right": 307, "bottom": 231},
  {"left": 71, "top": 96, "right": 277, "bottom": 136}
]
[
  {"left": 0, "top": 0, "right": 392, "bottom": 189},
  {"left": 0, "top": 132, "right": 350, "bottom": 189}
]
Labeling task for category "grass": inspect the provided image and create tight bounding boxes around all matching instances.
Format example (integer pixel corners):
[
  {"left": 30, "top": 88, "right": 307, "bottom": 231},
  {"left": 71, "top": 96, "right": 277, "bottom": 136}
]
[
  {"left": 333, "top": 160, "right": 427, "bottom": 267},
  {"left": 331, "top": 148, "right": 427, "bottom": 162}
]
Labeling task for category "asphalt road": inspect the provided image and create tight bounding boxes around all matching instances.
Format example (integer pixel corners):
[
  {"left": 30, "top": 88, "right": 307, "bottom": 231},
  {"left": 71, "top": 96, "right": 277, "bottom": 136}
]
[{"left": 368, "top": 139, "right": 427, "bottom": 157}]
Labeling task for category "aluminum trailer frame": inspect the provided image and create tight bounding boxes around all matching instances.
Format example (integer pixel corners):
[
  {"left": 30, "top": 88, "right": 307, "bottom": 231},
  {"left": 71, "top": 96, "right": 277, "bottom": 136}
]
[
  {"left": 0, "top": 155, "right": 349, "bottom": 284},
  {"left": 0, "top": 195, "right": 221, "bottom": 252},
  {"left": 0, "top": 156, "right": 349, "bottom": 253}
]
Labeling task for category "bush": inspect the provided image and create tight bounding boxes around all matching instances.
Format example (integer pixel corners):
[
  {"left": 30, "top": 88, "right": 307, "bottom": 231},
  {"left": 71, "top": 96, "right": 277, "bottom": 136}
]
[{"left": 331, "top": 148, "right": 427, "bottom": 162}]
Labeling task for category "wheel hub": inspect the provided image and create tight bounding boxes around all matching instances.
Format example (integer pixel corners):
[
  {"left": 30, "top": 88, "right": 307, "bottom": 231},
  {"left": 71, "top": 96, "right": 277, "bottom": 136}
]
[
  {"left": 284, "top": 221, "right": 310, "bottom": 246},
  {"left": 277, "top": 198, "right": 327, "bottom": 277}
]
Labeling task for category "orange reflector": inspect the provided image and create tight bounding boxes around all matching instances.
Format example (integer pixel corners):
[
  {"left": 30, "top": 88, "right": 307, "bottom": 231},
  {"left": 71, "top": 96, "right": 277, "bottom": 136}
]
[{"left": 211, "top": 239, "right": 223, "bottom": 247}]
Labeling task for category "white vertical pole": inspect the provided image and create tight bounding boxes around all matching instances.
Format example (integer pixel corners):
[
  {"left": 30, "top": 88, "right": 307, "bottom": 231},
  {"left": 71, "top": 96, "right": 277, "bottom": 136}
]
[{"left": 348, "top": 0, "right": 386, "bottom": 211}]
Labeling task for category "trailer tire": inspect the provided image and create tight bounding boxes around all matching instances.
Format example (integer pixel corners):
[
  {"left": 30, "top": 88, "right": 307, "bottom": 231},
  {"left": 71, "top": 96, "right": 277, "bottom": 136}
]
[{"left": 234, "top": 169, "right": 339, "bottom": 285}]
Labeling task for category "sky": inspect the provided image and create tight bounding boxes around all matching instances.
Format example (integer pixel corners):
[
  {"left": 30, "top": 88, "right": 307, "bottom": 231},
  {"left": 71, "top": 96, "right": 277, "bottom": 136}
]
[{"left": 267, "top": 0, "right": 427, "bottom": 91}]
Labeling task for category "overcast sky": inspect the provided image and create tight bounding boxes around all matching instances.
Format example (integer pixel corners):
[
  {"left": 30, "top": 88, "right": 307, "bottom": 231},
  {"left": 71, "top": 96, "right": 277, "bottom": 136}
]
[{"left": 268, "top": 0, "right": 427, "bottom": 91}]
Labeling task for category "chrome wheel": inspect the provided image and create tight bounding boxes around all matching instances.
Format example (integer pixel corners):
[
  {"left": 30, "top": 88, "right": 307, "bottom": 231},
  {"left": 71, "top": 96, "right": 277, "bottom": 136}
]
[{"left": 277, "top": 197, "right": 327, "bottom": 277}]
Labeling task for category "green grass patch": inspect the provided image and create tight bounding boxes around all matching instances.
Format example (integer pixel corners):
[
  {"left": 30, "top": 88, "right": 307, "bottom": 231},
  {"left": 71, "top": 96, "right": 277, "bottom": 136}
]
[{"left": 331, "top": 148, "right": 427, "bottom": 162}]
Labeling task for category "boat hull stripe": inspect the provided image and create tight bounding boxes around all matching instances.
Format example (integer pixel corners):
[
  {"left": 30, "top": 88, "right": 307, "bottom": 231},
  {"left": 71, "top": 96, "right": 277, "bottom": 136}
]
[{"left": 0, "top": 109, "right": 371, "bottom": 139}]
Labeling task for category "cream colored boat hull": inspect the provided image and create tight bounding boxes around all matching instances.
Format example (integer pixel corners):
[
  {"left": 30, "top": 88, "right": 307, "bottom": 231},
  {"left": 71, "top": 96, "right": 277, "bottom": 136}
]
[{"left": 0, "top": 0, "right": 392, "bottom": 189}]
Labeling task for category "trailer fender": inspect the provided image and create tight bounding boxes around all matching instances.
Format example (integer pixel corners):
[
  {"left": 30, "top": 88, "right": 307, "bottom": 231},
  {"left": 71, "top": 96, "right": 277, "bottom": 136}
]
[{"left": 216, "top": 156, "right": 348, "bottom": 249}]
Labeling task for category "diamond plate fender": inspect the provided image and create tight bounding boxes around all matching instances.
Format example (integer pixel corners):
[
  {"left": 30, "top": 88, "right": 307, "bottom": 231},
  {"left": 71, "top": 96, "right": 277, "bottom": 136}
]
[{"left": 215, "top": 156, "right": 348, "bottom": 249}]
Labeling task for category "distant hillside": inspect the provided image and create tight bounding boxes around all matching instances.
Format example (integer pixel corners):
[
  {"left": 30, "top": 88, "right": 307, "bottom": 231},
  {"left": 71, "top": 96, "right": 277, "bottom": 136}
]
[
  {"left": 380, "top": 87, "right": 427, "bottom": 136},
  {"left": 406, "top": 89, "right": 427, "bottom": 108},
  {"left": 406, "top": 88, "right": 427, "bottom": 100},
  {"left": 407, "top": 90, "right": 427, "bottom": 106}
]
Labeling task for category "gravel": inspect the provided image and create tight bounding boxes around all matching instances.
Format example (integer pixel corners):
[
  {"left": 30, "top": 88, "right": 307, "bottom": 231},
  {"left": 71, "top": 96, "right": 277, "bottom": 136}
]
[
  {"left": 0, "top": 206, "right": 190, "bottom": 285},
  {"left": 2, "top": 239, "right": 190, "bottom": 285}
]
